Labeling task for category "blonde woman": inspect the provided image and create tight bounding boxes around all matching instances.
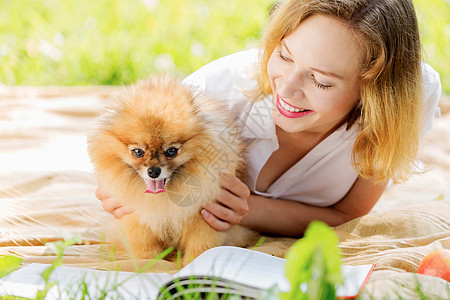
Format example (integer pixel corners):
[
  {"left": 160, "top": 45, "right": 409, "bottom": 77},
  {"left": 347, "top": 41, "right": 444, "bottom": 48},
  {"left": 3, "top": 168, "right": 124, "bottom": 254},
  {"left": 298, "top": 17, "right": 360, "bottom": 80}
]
[{"left": 97, "top": 0, "right": 441, "bottom": 236}]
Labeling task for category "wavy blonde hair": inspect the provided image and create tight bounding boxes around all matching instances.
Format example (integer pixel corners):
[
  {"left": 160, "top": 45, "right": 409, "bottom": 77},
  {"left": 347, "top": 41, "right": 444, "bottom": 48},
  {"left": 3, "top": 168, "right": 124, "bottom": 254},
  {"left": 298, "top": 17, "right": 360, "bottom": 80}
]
[{"left": 256, "top": 0, "right": 422, "bottom": 183}]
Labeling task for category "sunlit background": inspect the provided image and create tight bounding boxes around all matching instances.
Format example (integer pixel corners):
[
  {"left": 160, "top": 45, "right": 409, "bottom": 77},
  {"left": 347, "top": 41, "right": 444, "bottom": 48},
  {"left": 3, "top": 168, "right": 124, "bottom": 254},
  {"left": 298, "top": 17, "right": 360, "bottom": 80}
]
[{"left": 1, "top": 0, "right": 449, "bottom": 94}]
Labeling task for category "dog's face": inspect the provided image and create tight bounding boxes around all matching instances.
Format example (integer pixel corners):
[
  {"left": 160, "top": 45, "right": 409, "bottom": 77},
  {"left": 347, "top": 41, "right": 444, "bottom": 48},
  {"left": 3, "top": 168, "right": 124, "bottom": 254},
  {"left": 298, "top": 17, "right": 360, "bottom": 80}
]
[
  {"left": 119, "top": 119, "right": 197, "bottom": 194},
  {"left": 92, "top": 76, "right": 210, "bottom": 194}
]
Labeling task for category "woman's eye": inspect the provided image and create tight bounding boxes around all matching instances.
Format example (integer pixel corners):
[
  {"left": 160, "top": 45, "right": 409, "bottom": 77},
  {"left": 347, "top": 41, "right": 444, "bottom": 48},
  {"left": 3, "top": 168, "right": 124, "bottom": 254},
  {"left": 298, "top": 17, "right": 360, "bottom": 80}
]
[
  {"left": 131, "top": 148, "right": 145, "bottom": 158},
  {"left": 278, "top": 50, "right": 292, "bottom": 63},
  {"left": 164, "top": 147, "right": 178, "bottom": 158},
  {"left": 311, "top": 74, "right": 332, "bottom": 90}
]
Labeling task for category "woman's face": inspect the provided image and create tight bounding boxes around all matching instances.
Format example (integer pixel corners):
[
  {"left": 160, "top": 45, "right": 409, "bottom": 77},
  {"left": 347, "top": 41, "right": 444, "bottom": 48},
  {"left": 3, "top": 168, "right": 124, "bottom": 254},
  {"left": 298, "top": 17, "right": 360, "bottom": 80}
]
[{"left": 267, "top": 14, "right": 363, "bottom": 136}]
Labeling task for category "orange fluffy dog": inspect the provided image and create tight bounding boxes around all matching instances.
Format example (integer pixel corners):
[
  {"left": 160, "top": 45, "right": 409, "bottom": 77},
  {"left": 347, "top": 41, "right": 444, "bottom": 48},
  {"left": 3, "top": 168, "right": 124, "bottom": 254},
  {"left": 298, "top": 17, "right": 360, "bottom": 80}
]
[{"left": 88, "top": 75, "right": 256, "bottom": 264}]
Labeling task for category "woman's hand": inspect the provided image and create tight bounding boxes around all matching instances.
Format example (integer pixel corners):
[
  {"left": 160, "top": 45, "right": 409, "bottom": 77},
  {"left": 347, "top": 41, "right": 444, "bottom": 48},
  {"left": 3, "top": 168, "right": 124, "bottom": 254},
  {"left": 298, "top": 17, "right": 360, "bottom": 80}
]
[
  {"left": 95, "top": 185, "right": 134, "bottom": 219},
  {"left": 201, "top": 174, "right": 250, "bottom": 231}
]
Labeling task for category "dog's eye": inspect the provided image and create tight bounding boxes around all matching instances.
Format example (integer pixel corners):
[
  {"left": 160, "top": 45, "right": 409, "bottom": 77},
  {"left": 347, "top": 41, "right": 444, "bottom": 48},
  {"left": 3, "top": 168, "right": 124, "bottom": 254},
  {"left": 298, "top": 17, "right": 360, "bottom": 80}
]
[
  {"left": 131, "top": 148, "right": 145, "bottom": 158},
  {"left": 164, "top": 147, "right": 178, "bottom": 158}
]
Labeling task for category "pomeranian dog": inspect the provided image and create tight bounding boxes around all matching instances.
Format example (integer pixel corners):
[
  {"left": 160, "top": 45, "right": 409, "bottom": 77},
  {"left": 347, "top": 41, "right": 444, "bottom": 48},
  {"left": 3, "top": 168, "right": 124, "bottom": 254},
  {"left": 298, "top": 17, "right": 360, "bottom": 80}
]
[{"left": 88, "top": 75, "right": 257, "bottom": 264}]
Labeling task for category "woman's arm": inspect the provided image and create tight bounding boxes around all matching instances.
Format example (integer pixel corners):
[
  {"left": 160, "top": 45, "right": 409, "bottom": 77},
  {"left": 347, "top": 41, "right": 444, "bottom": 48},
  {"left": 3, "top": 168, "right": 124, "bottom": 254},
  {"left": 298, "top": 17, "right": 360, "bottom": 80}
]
[
  {"left": 202, "top": 176, "right": 387, "bottom": 237},
  {"left": 97, "top": 174, "right": 387, "bottom": 236}
]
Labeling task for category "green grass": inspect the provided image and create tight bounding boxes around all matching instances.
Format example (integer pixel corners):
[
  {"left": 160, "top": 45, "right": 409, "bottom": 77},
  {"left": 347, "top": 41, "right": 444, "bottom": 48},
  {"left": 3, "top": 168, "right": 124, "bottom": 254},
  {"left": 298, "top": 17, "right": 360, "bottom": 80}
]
[
  {"left": 0, "top": 0, "right": 272, "bottom": 85},
  {"left": 414, "top": 0, "right": 450, "bottom": 95},
  {"left": 0, "top": 0, "right": 448, "bottom": 94},
  {"left": 2, "top": 224, "right": 446, "bottom": 299},
  {"left": 0, "top": 222, "right": 343, "bottom": 300}
]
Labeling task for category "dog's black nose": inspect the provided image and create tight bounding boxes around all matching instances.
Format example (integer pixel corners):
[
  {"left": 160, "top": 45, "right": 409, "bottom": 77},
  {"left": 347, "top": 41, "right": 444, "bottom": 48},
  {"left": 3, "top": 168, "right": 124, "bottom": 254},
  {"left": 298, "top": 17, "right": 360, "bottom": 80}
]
[{"left": 147, "top": 167, "right": 161, "bottom": 178}]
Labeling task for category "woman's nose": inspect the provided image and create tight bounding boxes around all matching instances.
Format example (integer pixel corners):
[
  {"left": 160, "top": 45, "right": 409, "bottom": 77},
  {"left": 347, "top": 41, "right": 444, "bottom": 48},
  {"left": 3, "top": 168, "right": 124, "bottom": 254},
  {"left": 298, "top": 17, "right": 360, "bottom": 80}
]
[{"left": 277, "top": 71, "right": 304, "bottom": 98}]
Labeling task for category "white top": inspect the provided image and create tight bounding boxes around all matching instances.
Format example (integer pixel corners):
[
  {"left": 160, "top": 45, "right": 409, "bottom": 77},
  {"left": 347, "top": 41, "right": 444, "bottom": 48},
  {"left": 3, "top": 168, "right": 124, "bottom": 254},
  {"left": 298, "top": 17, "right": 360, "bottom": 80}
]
[{"left": 183, "top": 49, "right": 442, "bottom": 206}]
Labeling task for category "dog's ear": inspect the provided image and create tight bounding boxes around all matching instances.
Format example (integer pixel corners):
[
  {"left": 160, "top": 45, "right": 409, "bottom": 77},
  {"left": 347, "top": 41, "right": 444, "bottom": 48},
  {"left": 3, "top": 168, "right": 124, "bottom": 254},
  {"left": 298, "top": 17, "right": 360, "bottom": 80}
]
[
  {"left": 87, "top": 131, "right": 128, "bottom": 162},
  {"left": 96, "top": 93, "right": 125, "bottom": 129}
]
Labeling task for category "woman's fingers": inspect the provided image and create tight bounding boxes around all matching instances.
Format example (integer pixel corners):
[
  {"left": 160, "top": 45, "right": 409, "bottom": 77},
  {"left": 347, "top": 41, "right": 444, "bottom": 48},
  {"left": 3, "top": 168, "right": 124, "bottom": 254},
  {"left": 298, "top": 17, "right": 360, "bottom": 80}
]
[
  {"left": 112, "top": 206, "right": 134, "bottom": 219},
  {"left": 220, "top": 174, "right": 251, "bottom": 200},
  {"left": 215, "top": 188, "right": 249, "bottom": 216},
  {"left": 95, "top": 187, "right": 107, "bottom": 201},
  {"left": 95, "top": 186, "right": 133, "bottom": 219},
  {"left": 217, "top": 174, "right": 250, "bottom": 215},
  {"left": 201, "top": 208, "right": 232, "bottom": 232},
  {"left": 200, "top": 174, "right": 251, "bottom": 231},
  {"left": 204, "top": 201, "right": 243, "bottom": 225}
]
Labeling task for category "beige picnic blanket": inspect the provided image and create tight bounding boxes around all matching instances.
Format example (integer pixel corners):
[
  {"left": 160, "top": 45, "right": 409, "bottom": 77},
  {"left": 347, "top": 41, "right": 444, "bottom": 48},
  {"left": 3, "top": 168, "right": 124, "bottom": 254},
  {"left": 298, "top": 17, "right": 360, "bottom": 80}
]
[{"left": 0, "top": 86, "right": 449, "bottom": 299}]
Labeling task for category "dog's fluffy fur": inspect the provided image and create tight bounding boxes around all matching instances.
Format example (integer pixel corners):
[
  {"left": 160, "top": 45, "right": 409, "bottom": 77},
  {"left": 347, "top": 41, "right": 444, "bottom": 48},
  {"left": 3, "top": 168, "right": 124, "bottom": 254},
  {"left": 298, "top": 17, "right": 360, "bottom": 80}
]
[{"left": 88, "top": 75, "right": 257, "bottom": 264}]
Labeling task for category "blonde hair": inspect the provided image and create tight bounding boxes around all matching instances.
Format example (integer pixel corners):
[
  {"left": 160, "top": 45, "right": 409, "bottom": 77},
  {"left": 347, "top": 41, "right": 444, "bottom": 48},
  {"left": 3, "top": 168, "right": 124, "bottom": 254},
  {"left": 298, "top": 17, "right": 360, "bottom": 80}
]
[{"left": 256, "top": 0, "right": 422, "bottom": 183}]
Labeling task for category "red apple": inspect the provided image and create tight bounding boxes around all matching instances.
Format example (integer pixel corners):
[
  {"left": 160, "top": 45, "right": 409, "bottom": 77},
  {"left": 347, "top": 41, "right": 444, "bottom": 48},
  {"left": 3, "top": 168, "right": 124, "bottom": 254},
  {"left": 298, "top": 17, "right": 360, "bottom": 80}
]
[{"left": 416, "top": 249, "right": 450, "bottom": 282}]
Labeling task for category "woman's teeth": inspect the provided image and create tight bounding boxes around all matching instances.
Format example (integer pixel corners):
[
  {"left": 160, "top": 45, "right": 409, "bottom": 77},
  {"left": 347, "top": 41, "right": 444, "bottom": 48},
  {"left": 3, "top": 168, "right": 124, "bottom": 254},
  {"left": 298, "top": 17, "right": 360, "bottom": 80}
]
[{"left": 279, "top": 97, "right": 309, "bottom": 113}]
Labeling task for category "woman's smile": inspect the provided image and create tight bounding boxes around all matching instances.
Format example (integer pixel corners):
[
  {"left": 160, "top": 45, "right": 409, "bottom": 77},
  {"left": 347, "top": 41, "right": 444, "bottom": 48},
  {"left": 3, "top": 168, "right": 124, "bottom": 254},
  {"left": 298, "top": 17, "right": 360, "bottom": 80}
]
[{"left": 276, "top": 94, "right": 313, "bottom": 118}]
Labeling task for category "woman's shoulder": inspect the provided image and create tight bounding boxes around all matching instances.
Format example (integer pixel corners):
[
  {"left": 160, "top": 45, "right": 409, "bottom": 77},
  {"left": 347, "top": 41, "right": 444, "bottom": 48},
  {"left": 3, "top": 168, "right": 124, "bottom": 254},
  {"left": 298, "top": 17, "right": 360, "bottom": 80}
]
[
  {"left": 422, "top": 62, "right": 441, "bottom": 87},
  {"left": 198, "top": 48, "right": 260, "bottom": 70},
  {"left": 183, "top": 48, "right": 260, "bottom": 93},
  {"left": 420, "top": 62, "right": 442, "bottom": 136}
]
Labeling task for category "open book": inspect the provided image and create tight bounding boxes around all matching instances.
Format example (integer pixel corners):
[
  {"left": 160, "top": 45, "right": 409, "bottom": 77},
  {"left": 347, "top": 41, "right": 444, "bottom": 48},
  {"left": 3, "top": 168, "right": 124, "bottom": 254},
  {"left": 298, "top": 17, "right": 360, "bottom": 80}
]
[{"left": 0, "top": 246, "right": 374, "bottom": 299}]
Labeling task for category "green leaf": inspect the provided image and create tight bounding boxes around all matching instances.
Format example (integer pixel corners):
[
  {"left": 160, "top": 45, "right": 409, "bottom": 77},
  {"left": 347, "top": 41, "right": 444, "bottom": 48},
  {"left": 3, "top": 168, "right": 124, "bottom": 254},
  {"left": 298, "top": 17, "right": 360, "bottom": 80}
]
[
  {"left": 281, "top": 221, "right": 343, "bottom": 300},
  {"left": 61, "top": 231, "right": 82, "bottom": 247},
  {"left": 136, "top": 246, "right": 174, "bottom": 273},
  {"left": 0, "top": 255, "right": 23, "bottom": 279},
  {"left": 36, "top": 232, "right": 82, "bottom": 299}
]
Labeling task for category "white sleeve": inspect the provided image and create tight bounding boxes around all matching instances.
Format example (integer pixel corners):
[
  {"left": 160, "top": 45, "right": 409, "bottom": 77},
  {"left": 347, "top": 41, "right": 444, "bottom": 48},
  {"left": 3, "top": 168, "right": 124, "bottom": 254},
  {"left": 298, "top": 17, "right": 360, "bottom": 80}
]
[
  {"left": 420, "top": 62, "right": 442, "bottom": 137},
  {"left": 182, "top": 49, "right": 260, "bottom": 97},
  {"left": 181, "top": 49, "right": 261, "bottom": 120},
  {"left": 182, "top": 59, "right": 210, "bottom": 93}
]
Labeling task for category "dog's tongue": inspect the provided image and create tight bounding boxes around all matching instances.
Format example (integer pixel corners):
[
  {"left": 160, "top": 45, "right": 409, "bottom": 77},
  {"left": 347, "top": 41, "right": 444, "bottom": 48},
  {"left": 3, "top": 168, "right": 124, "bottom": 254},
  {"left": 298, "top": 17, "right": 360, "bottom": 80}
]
[{"left": 145, "top": 179, "right": 166, "bottom": 194}]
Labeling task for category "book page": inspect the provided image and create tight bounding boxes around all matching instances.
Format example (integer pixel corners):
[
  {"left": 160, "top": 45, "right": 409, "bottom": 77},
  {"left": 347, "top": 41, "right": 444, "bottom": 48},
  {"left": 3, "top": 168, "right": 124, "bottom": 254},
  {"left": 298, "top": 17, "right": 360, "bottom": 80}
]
[
  {"left": 177, "top": 246, "right": 288, "bottom": 290},
  {"left": 1, "top": 247, "right": 374, "bottom": 299},
  {"left": 176, "top": 246, "right": 374, "bottom": 298},
  {"left": 158, "top": 276, "right": 262, "bottom": 299},
  {"left": 0, "top": 263, "right": 172, "bottom": 299},
  {"left": 337, "top": 264, "right": 375, "bottom": 298}
]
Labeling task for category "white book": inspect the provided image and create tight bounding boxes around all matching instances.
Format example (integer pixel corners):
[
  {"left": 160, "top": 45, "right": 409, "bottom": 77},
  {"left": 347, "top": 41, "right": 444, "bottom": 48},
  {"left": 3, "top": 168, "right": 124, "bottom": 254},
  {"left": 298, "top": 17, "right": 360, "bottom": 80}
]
[{"left": 0, "top": 246, "right": 374, "bottom": 299}]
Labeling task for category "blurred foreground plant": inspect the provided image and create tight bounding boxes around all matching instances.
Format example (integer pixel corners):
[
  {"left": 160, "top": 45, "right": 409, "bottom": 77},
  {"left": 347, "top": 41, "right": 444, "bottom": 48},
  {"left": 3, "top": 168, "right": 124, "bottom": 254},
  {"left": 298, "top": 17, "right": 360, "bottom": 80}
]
[
  {"left": 0, "top": 256, "right": 23, "bottom": 279},
  {"left": 280, "top": 221, "right": 343, "bottom": 300}
]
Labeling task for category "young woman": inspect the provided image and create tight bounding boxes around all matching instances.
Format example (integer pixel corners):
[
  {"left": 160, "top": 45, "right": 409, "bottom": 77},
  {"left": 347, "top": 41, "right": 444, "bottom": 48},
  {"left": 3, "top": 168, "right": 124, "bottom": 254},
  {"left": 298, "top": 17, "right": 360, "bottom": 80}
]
[{"left": 96, "top": 0, "right": 441, "bottom": 236}]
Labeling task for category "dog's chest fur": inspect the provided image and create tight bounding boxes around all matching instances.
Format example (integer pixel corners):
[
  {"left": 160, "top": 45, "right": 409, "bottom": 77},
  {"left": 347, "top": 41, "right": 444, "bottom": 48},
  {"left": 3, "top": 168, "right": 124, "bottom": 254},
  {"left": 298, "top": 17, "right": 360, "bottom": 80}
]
[{"left": 135, "top": 200, "right": 198, "bottom": 239}]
